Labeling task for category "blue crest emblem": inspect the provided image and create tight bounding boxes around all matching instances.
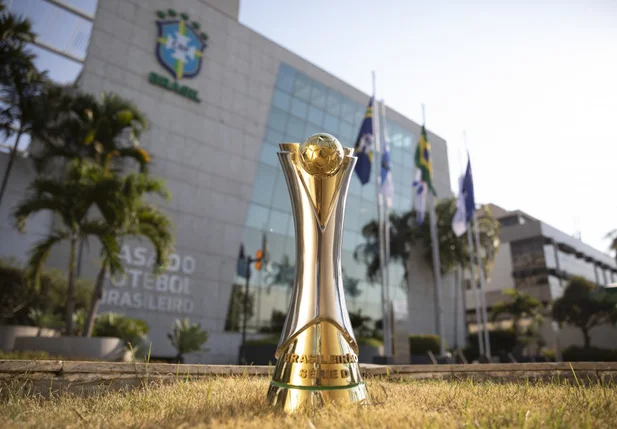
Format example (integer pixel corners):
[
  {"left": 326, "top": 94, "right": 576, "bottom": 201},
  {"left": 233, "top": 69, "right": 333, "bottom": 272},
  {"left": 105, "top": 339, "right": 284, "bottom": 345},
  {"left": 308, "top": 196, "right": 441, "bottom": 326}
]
[{"left": 155, "top": 10, "right": 208, "bottom": 80}]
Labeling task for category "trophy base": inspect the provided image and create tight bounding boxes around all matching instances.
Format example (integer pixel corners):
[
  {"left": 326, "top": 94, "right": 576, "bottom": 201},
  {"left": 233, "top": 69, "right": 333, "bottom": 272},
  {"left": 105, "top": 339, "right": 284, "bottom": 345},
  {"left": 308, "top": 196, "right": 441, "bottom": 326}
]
[
  {"left": 266, "top": 380, "right": 370, "bottom": 412},
  {"left": 266, "top": 320, "right": 370, "bottom": 412}
]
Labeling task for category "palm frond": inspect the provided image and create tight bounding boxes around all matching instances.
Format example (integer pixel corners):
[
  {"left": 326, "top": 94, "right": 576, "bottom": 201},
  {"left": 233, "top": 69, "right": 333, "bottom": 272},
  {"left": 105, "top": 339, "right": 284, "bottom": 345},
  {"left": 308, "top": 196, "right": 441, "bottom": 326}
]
[
  {"left": 26, "top": 231, "right": 68, "bottom": 289},
  {"left": 13, "top": 195, "right": 65, "bottom": 231}
]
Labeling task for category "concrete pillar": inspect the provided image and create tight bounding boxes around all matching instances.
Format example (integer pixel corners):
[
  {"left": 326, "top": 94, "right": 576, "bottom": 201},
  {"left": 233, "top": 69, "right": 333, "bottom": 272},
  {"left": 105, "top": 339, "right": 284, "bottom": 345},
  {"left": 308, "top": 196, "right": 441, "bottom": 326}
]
[{"left": 552, "top": 240, "right": 562, "bottom": 288}]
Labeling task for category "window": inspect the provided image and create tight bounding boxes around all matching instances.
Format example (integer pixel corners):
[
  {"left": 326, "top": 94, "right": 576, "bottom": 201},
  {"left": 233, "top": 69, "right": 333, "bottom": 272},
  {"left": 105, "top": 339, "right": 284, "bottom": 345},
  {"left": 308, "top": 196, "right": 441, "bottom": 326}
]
[
  {"left": 340, "top": 99, "right": 357, "bottom": 123},
  {"left": 251, "top": 164, "right": 277, "bottom": 205},
  {"left": 259, "top": 142, "right": 279, "bottom": 167},
  {"left": 290, "top": 98, "right": 308, "bottom": 119},
  {"left": 268, "top": 210, "right": 290, "bottom": 235},
  {"left": 271, "top": 173, "right": 292, "bottom": 212},
  {"left": 310, "top": 81, "right": 328, "bottom": 108},
  {"left": 307, "top": 105, "right": 324, "bottom": 127},
  {"left": 286, "top": 116, "right": 306, "bottom": 141},
  {"left": 264, "top": 128, "right": 284, "bottom": 146},
  {"left": 246, "top": 204, "right": 270, "bottom": 230},
  {"left": 323, "top": 113, "right": 339, "bottom": 135},
  {"left": 267, "top": 108, "right": 288, "bottom": 133},
  {"left": 325, "top": 90, "right": 342, "bottom": 116},
  {"left": 339, "top": 121, "right": 353, "bottom": 145},
  {"left": 276, "top": 63, "right": 296, "bottom": 93},
  {"left": 272, "top": 90, "right": 291, "bottom": 111},
  {"left": 292, "top": 73, "right": 312, "bottom": 101}
]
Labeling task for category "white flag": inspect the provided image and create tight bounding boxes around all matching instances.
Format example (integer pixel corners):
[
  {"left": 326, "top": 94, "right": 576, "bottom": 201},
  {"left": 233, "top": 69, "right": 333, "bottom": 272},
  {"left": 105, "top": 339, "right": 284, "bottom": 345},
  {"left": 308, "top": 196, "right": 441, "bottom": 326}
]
[
  {"left": 452, "top": 175, "right": 467, "bottom": 236},
  {"left": 413, "top": 170, "right": 427, "bottom": 225}
]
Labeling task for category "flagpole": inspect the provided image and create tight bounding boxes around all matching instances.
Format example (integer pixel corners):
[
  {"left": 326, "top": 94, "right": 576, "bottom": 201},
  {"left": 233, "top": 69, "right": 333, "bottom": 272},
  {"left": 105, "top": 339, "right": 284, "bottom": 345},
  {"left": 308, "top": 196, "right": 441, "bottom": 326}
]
[
  {"left": 472, "top": 211, "right": 491, "bottom": 358},
  {"left": 467, "top": 225, "right": 485, "bottom": 357},
  {"left": 380, "top": 98, "right": 393, "bottom": 359},
  {"left": 423, "top": 104, "right": 445, "bottom": 356},
  {"left": 372, "top": 72, "right": 391, "bottom": 360},
  {"left": 460, "top": 131, "right": 484, "bottom": 358}
]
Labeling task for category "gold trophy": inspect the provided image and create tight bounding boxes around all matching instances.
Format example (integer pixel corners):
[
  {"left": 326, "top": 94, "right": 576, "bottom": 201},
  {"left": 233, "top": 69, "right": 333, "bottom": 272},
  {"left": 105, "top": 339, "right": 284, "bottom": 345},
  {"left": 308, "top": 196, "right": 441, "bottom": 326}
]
[{"left": 267, "top": 133, "right": 370, "bottom": 412}]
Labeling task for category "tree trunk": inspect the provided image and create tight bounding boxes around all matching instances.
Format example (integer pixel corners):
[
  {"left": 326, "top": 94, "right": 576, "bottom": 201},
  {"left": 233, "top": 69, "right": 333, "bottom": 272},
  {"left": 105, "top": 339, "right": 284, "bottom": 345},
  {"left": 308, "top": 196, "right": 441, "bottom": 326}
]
[
  {"left": 582, "top": 327, "right": 591, "bottom": 348},
  {"left": 66, "top": 233, "right": 78, "bottom": 335},
  {"left": 84, "top": 260, "right": 107, "bottom": 337},
  {"left": 0, "top": 130, "right": 23, "bottom": 209},
  {"left": 176, "top": 352, "right": 183, "bottom": 364}
]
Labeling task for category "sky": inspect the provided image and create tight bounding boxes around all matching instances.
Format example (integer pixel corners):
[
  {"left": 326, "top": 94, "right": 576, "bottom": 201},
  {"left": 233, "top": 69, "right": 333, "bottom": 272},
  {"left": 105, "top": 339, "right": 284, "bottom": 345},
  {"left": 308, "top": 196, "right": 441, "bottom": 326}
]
[{"left": 239, "top": 0, "right": 617, "bottom": 254}]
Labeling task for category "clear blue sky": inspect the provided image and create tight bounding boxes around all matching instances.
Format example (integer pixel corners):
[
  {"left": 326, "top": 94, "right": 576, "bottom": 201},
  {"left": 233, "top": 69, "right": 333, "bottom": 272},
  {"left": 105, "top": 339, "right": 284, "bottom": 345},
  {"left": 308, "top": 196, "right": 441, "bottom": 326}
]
[{"left": 239, "top": 0, "right": 617, "bottom": 254}]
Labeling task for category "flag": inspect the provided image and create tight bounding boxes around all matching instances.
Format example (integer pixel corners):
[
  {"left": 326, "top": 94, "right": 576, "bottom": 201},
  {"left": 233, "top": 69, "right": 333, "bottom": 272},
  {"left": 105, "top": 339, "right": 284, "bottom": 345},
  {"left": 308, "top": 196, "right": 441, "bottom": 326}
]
[
  {"left": 353, "top": 97, "right": 374, "bottom": 185},
  {"left": 452, "top": 156, "right": 475, "bottom": 236},
  {"left": 461, "top": 156, "right": 476, "bottom": 223},
  {"left": 413, "top": 125, "right": 436, "bottom": 225},
  {"left": 236, "top": 244, "right": 249, "bottom": 278},
  {"left": 380, "top": 111, "right": 394, "bottom": 209},
  {"left": 452, "top": 175, "right": 467, "bottom": 236}
]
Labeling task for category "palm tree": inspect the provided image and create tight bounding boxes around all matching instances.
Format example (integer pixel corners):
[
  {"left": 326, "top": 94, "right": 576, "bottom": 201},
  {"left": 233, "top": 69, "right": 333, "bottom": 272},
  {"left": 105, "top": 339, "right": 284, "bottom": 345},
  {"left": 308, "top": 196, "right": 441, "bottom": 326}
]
[
  {"left": 355, "top": 198, "right": 500, "bottom": 283},
  {"left": 0, "top": 0, "right": 36, "bottom": 85},
  {"left": 83, "top": 173, "right": 174, "bottom": 337},
  {"left": 491, "top": 289, "right": 543, "bottom": 341},
  {"left": 13, "top": 160, "right": 122, "bottom": 335},
  {"left": 0, "top": 2, "right": 47, "bottom": 208},
  {"left": 168, "top": 318, "right": 208, "bottom": 363},
  {"left": 606, "top": 229, "right": 617, "bottom": 265},
  {"left": 31, "top": 89, "right": 150, "bottom": 173},
  {"left": 552, "top": 276, "right": 617, "bottom": 348}
]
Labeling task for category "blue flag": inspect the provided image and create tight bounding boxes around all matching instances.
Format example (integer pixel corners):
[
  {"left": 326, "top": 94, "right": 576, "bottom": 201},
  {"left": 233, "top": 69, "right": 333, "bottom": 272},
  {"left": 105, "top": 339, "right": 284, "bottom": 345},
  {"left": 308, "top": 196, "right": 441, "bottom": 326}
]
[
  {"left": 452, "top": 156, "right": 475, "bottom": 236},
  {"left": 353, "top": 97, "right": 374, "bottom": 185},
  {"left": 462, "top": 156, "right": 475, "bottom": 223}
]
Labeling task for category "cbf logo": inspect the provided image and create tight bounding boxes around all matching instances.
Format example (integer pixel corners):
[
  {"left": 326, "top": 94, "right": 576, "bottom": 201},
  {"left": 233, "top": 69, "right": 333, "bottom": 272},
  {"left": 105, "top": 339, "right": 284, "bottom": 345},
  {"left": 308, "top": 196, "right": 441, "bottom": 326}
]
[
  {"left": 148, "top": 10, "right": 208, "bottom": 102},
  {"left": 155, "top": 9, "right": 208, "bottom": 79}
]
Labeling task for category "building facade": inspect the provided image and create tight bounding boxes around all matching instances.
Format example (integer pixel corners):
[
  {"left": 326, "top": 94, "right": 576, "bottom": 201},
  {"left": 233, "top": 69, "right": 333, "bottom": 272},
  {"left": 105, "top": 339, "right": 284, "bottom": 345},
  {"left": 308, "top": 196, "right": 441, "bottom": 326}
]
[
  {"left": 466, "top": 204, "right": 617, "bottom": 350},
  {"left": 1, "top": 0, "right": 463, "bottom": 362}
]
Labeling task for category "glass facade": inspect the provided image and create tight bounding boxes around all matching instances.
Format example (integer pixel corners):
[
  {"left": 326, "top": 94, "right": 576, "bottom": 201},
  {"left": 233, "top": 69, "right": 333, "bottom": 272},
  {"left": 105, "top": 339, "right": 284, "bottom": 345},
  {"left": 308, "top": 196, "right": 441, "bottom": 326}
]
[
  {"left": 7, "top": 0, "right": 95, "bottom": 83},
  {"left": 3, "top": 0, "right": 95, "bottom": 153},
  {"left": 510, "top": 235, "right": 612, "bottom": 301},
  {"left": 230, "top": 63, "right": 417, "bottom": 333}
]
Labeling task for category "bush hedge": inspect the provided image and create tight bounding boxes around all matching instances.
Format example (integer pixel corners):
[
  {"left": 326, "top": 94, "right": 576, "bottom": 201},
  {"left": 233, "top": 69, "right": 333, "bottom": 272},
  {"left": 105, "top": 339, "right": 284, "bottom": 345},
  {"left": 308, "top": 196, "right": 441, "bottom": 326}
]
[
  {"left": 464, "top": 329, "right": 517, "bottom": 361},
  {"left": 409, "top": 335, "right": 440, "bottom": 355},
  {"left": 0, "top": 259, "right": 91, "bottom": 327},
  {"left": 93, "top": 313, "right": 150, "bottom": 348},
  {"left": 562, "top": 346, "right": 617, "bottom": 362}
]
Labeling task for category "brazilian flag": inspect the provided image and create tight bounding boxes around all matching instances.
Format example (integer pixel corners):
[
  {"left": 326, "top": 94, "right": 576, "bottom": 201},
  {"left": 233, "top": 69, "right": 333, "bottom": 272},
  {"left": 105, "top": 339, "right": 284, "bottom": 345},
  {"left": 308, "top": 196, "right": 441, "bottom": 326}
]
[
  {"left": 353, "top": 97, "right": 374, "bottom": 185},
  {"left": 414, "top": 125, "right": 436, "bottom": 195}
]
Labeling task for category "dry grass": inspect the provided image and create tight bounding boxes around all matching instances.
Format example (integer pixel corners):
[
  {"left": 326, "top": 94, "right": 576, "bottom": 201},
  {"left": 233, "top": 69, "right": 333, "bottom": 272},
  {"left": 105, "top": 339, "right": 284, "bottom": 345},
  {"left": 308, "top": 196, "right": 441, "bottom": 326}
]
[{"left": 1, "top": 376, "right": 616, "bottom": 428}]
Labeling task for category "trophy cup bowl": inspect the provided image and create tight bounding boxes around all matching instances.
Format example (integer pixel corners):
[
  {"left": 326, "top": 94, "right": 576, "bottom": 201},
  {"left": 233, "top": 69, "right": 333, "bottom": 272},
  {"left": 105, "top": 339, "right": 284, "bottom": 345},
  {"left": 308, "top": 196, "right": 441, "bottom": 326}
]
[{"left": 266, "top": 133, "right": 370, "bottom": 412}]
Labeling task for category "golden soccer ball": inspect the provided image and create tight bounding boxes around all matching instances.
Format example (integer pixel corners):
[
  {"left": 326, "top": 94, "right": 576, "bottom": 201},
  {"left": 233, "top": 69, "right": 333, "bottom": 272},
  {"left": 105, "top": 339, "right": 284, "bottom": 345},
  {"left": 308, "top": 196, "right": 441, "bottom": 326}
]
[{"left": 299, "top": 133, "right": 344, "bottom": 176}]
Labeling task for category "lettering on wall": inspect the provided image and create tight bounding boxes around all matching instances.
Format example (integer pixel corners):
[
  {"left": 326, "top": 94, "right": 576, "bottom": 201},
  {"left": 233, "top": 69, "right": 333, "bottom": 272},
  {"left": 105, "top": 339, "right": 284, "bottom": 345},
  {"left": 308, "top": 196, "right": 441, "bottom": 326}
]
[{"left": 101, "top": 245, "right": 197, "bottom": 314}]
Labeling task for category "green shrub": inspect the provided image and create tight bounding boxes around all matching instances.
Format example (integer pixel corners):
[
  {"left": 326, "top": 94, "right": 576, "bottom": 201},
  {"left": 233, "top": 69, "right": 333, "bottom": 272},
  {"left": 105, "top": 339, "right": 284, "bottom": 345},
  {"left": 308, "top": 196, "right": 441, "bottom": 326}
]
[
  {"left": 168, "top": 319, "right": 208, "bottom": 363},
  {"left": 93, "top": 313, "right": 149, "bottom": 347},
  {"left": 542, "top": 349, "right": 556, "bottom": 362},
  {"left": 358, "top": 337, "right": 384, "bottom": 348},
  {"left": 409, "top": 334, "right": 440, "bottom": 355},
  {"left": 245, "top": 335, "right": 279, "bottom": 346},
  {"left": 0, "top": 350, "right": 52, "bottom": 360},
  {"left": 562, "top": 346, "right": 617, "bottom": 362},
  {"left": 0, "top": 259, "right": 92, "bottom": 328},
  {"left": 465, "top": 329, "right": 517, "bottom": 361},
  {"left": 0, "top": 350, "right": 104, "bottom": 361}
]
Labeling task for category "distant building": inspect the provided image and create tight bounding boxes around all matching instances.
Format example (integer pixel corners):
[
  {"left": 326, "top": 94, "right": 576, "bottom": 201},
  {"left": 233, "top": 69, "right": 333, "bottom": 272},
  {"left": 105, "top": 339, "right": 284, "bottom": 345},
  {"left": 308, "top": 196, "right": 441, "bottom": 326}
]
[{"left": 466, "top": 204, "right": 617, "bottom": 350}]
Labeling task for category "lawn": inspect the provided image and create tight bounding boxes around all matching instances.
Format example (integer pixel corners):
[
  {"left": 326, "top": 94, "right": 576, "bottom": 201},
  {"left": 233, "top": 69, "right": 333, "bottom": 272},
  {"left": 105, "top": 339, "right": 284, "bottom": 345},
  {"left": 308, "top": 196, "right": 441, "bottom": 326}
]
[{"left": 1, "top": 376, "right": 616, "bottom": 428}]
